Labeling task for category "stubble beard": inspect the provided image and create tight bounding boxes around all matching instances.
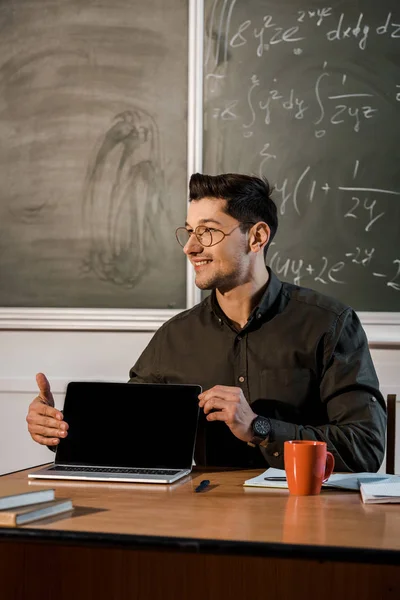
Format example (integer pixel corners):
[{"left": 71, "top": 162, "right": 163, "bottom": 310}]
[
  {"left": 195, "top": 263, "right": 247, "bottom": 292},
  {"left": 194, "top": 239, "right": 251, "bottom": 291}
]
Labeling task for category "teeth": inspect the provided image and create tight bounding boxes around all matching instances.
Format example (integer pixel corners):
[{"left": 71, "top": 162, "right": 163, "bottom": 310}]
[{"left": 195, "top": 260, "right": 211, "bottom": 266}]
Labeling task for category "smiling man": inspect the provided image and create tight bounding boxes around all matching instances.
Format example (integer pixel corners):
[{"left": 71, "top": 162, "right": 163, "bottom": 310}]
[{"left": 27, "top": 173, "right": 386, "bottom": 472}]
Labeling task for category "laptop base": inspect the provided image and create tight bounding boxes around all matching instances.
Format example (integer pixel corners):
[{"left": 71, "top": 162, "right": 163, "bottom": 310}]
[{"left": 29, "top": 466, "right": 190, "bottom": 484}]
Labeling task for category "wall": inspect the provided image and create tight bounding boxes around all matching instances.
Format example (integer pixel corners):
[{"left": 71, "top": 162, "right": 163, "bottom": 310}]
[{"left": 0, "top": 330, "right": 398, "bottom": 475}]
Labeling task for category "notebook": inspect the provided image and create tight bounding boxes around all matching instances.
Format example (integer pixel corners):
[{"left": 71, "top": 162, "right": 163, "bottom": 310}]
[
  {"left": 29, "top": 381, "right": 201, "bottom": 484},
  {"left": 360, "top": 481, "right": 400, "bottom": 504}
]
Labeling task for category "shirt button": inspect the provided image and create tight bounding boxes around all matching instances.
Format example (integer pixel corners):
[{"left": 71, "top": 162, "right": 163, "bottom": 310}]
[
  {"left": 371, "top": 397, "right": 377, "bottom": 402},
  {"left": 238, "top": 376, "right": 245, "bottom": 383},
  {"left": 273, "top": 452, "right": 280, "bottom": 457},
  {"left": 257, "top": 313, "right": 262, "bottom": 319},
  {"left": 237, "top": 336, "right": 242, "bottom": 341}
]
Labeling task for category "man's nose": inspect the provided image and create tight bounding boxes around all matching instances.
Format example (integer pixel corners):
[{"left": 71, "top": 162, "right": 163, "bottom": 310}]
[{"left": 183, "top": 233, "right": 203, "bottom": 255}]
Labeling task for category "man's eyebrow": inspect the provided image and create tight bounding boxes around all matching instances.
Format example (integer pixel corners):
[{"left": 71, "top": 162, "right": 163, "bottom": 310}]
[{"left": 184, "top": 218, "right": 223, "bottom": 227}]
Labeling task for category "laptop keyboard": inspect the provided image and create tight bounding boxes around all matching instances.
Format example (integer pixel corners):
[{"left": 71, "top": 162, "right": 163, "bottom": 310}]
[{"left": 49, "top": 466, "right": 180, "bottom": 475}]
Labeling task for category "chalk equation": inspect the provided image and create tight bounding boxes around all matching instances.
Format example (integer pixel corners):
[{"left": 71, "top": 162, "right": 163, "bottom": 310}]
[
  {"left": 269, "top": 245, "right": 400, "bottom": 292},
  {"left": 211, "top": 64, "right": 379, "bottom": 139},
  {"left": 268, "top": 159, "right": 399, "bottom": 226},
  {"left": 206, "top": 2, "right": 400, "bottom": 62}
]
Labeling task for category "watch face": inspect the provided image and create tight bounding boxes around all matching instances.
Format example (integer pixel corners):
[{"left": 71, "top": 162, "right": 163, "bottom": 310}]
[{"left": 254, "top": 417, "right": 269, "bottom": 437}]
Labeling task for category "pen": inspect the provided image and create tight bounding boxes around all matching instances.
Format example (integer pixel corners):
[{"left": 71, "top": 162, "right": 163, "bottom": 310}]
[
  {"left": 195, "top": 479, "right": 210, "bottom": 492},
  {"left": 264, "top": 477, "right": 287, "bottom": 481}
]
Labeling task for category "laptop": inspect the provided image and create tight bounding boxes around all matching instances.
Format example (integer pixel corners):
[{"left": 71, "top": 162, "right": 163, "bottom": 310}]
[{"left": 29, "top": 381, "right": 201, "bottom": 484}]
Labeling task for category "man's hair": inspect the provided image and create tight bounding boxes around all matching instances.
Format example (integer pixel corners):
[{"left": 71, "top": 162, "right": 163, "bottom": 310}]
[{"left": 189, "top": 173, "right": 278, "bottom": 257}]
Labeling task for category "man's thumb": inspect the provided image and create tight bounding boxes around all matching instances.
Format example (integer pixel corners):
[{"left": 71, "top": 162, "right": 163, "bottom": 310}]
[{"left": 36, "top": 372, "right": 52, "bottom": 402}]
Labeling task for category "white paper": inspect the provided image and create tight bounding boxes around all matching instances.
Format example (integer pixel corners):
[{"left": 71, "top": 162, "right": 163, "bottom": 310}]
[
  {"left": 360, "top": 481, "right": 400, "bottom": 504},
  {"left": 244, "top": 468, "right": 399, "bottom": 491}
]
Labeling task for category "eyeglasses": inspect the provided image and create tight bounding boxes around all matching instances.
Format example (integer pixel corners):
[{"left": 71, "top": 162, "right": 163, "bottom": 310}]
[{"left": 175, "top": 222, "right": 255, "bottom": 248}]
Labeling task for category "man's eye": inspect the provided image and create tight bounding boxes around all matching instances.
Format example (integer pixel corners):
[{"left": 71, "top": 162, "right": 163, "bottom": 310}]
[{"left": 207, "top": 228, "right": 218, "bottom": 233}]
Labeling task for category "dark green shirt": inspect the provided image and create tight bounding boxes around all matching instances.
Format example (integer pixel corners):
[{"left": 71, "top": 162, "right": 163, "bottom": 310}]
[{"left": 129, "top": 269, "right": 386, "bottom": 472}]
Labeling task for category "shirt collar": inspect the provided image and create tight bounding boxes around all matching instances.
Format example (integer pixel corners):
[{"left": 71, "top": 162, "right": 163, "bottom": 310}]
[
  {"left": 208, "top": 268, "right": 283, "bottom": 324},
  {"left": 254, "top": 268, "right": 283, "bottom": 319}
]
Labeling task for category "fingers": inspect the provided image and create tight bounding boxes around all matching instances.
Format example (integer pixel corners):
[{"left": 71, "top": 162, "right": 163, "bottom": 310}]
[
  {"left": 27, "top": 408, "right": 68, "bottom": 430},
  {"left": 198, "top": 385, "right": 247, "bottom": 424},
  {"left": 36, "top": 372, "right": 55, "bottom": 407},
  {"left": 199, "top": 397, "right": 236, "bottom": 426},
  {"left": 199, "top": 386, "right": 241, "bottom": 410},
  {"left": 201, "top": 399, "right": 234, "bottom": 424},
  {"left": 205, "top": 410, "right": 229, "bottom": 422},
  {"left": 29, "top": 397, "right": 63, "bottom": 421},
  {"left": 30, "top": 434, "right": 61, "bottom": 447},
  {"left": 28, "top": 421, "right": 68, "bottom": 439},
  {"left": 199, "top": 385, "right": 241, "bottom": 398},
  {"left": 26, "top": 398, "right": 68, "bottom": 445},
  {"left": 199, "top": 386, "right": 255, "bottom": 443},
  {"left": 201, "top": 397, "right": 229, "bottom": 415}
]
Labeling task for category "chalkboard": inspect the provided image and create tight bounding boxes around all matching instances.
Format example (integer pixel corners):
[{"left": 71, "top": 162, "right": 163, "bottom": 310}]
[
  {"left": 0, "top": 0, "right": 188, "bottom": 309},
  {"left": 204, "top": 0, "right": 400, "bottom": 312}
]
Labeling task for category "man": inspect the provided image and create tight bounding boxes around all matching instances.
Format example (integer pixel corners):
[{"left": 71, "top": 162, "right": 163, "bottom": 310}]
[{"left": 27, "top": 173, "right": 386, "bottom": 472}]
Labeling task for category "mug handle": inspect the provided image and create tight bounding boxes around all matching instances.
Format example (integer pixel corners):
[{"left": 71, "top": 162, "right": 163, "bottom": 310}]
[{"left": 323, "top": 451, "right": 335, "bottom": 482}]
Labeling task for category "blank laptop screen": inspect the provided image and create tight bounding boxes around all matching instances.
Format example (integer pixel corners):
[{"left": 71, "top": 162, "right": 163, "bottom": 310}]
[{"left": 55, "top": 382, "right": 201, "bottom": 470}]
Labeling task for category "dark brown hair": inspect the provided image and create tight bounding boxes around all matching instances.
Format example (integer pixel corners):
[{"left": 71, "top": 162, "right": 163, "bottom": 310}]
[{"left": 189, "top": 173, "right": 278, "bottom": 256}]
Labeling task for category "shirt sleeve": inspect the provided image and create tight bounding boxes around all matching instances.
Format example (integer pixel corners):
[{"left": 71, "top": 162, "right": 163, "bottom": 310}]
[
  {"left": 260, "top": 308, "right": 387, "bottom": 473},
  {"left": 128, "top": 329, "right": 163, "bottom": 384}
]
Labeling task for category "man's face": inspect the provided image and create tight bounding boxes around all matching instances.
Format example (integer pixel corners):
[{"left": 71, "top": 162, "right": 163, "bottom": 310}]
[{"left": 183, "top": 197, "right": 252, "bottom": 291}]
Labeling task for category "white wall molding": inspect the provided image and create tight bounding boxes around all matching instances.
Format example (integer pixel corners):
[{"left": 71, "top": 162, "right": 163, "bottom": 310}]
[
  {"left": 361, "top": 313, "right": 400, "bottom": 346},
  {"left": 1, "top": 308, "right": 399, "bottom": 345},
  {"left": 0, "top": 377, "right": 126, "bottom": 394},
  {"left": 0, "top": 308, "right": 181, "bottom": 331}
]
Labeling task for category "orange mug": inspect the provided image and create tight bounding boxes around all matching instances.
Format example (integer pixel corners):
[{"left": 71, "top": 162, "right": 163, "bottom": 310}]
[{"left": 284, "top": 440, "right": 335, "bottom": 496}]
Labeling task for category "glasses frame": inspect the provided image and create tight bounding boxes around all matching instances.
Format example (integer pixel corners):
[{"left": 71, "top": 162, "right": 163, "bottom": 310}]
[{"left": 175, "top": 222, "right": 256, "bottom": 248}]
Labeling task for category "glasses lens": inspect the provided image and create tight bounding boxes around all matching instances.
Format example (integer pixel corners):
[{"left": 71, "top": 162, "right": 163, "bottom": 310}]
[
  {"left": 199, "top": 227, "right": 227, "bottom": 247},
  {"left": 176, "top": 228, "right": 190, "bottom": 247},
  {"left": 196, "top": 226, "right": 213, "bottom": 247}
]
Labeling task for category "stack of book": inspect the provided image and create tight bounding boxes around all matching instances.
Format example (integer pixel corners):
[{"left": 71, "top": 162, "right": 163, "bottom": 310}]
[{"left": 0, "top": 481, "right": 73, "bottom": 527}]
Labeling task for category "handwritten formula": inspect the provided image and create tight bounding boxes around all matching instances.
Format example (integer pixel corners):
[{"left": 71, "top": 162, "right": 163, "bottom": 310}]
[{"left": 204, "top": 0, "right": 400, "bottom": 311}]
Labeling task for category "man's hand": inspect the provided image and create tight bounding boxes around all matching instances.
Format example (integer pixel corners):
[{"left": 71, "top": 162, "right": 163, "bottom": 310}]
[
  {"left": 26, "top": 373, "right": 69, "bottom": 446},
  {"left": 198, "top": 385, "right": 257, "bottom": 443}
]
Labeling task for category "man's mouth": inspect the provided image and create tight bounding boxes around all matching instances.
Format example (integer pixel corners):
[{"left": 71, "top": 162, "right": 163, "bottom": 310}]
[{"left": 192, "top": 260, "right": 212, "bottom": 270}]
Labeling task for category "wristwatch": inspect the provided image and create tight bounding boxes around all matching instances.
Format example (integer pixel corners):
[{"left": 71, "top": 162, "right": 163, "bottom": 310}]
[{"left": 248, "top": 415, "right": 271, "bottom": 448}]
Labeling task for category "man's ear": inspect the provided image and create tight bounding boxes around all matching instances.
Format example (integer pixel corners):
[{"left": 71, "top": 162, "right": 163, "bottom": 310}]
[{"left": 249, "top": 222, "right": 270, "bottom": 253}]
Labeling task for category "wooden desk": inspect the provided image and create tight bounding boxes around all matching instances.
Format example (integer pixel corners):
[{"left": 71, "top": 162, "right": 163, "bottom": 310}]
[{"left": 1, "top": 466, "right": 400, "bottom": 600}]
